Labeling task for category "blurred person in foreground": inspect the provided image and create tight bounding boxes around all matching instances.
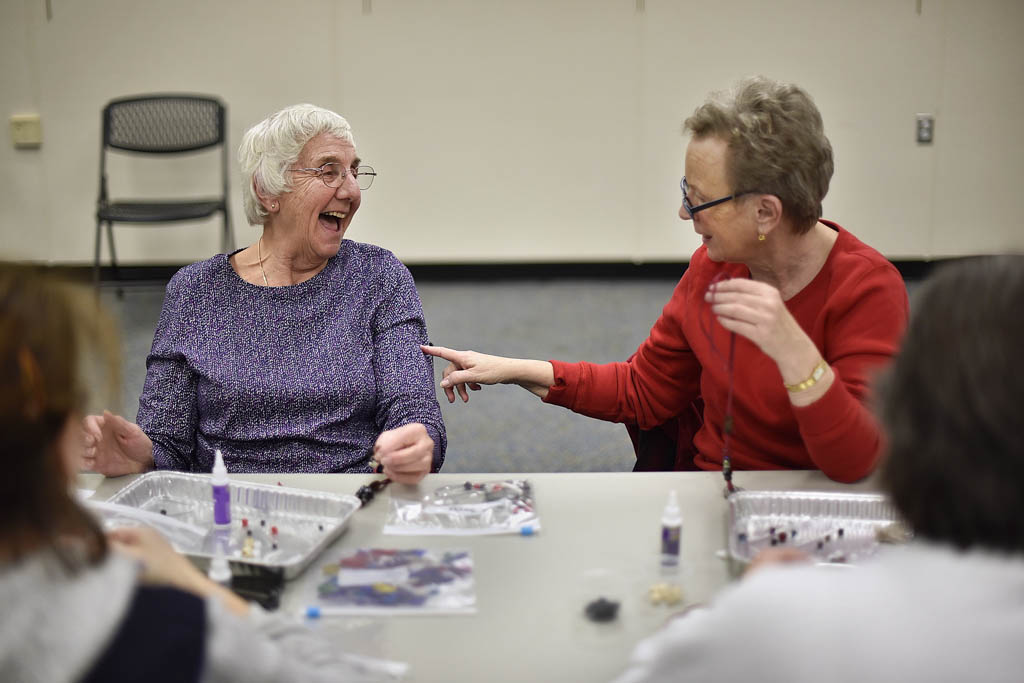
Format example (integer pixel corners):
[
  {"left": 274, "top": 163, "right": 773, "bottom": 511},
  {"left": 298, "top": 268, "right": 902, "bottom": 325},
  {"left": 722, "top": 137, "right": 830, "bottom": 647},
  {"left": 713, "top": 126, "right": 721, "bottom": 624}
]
[
  {"left": 424, "top": 77, "right": 907, "bottom": 482},
  {"left": 83, "top": 104, "right": 445, "bottom": 483},
  {"left": 613, "top": 254, "right": 1024, "bottom": 683},
  {"left": 0, "top": 264, "right": 372, "bottom": 682}
]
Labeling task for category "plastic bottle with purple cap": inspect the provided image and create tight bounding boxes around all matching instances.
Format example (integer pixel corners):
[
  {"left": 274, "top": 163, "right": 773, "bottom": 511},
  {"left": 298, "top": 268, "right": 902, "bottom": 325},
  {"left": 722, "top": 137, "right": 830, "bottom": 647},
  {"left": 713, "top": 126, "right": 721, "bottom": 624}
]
[
  {"left": 209, "top": 449, "right": 233, "bottom": 584},
  {"left": 660, "top": 490, "right": 682, "bottom": 570},
  {"left": 212, "top": 448, "right": 231, "bottom": 527}
]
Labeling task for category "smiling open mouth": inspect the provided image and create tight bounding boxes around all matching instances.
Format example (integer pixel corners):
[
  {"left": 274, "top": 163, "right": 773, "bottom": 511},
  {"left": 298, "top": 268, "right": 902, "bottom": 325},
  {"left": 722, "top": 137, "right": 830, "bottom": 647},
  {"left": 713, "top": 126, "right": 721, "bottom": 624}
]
[{"left": 319, "top": 211, "right": 346, "bottom": 231}]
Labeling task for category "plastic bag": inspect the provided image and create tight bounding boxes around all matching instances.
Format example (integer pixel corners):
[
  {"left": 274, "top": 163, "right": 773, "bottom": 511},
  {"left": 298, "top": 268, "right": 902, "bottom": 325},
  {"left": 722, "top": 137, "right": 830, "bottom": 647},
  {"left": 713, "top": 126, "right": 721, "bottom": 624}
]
[
  {"left": 304, "top": 548, "right": 476, "bottom": 616},
  {"left": 383, "top": 479, "right": 539, "bottom": 536}
]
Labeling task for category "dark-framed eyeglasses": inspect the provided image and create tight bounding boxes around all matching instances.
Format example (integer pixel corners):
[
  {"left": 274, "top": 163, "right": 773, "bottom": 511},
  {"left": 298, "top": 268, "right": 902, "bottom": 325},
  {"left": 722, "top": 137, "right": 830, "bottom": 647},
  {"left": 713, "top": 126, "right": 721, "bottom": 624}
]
[
  {"left": 290, "top": 163, "right": 376, "bottom": 190},
  {"left": 680, "top": 176, "right": 738, "bottom": 219}
]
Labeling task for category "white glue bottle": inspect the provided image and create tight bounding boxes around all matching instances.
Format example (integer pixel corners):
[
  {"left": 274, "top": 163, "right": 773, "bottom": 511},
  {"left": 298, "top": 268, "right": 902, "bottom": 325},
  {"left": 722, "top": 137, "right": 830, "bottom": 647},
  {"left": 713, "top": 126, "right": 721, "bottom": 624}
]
[
  {"left": 208, "top": 542, "right": 232, "bottom": 588},
  {"left": 212, "top": 449, "right": 231, "bottom": 527},
  {"left": 660, "top": 490, "right": 682, "bottom": 569}
]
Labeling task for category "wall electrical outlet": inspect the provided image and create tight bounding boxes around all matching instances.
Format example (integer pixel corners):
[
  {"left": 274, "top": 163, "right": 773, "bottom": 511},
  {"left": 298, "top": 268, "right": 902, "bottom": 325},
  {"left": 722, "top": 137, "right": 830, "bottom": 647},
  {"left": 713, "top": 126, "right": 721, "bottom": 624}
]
[
  {"left": 10, "top": 114, "right": 43, "bottom": 148},
  {"left": 916, "top": 114, "right": 934, "bottom": 144}
]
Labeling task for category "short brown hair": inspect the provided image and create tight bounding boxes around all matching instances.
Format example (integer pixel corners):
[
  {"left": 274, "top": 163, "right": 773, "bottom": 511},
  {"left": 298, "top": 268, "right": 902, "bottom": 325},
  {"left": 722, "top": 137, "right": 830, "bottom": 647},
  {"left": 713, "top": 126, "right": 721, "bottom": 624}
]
[
  {"left": 0, "top": 264, "right": 119, "bottom": 569},
  {"left": 684, "top": 76, "right": 833, "bottom": 233},
  {"left": 880, "top": 255, "right": 1024, "bottom": 553}
]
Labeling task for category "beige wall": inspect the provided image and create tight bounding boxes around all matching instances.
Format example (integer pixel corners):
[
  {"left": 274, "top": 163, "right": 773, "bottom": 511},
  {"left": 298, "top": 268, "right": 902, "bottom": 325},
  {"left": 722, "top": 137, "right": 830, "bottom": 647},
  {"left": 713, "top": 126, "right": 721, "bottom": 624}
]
[{"left": 2, "top": 0, "right": 1022, "bottom": 265}]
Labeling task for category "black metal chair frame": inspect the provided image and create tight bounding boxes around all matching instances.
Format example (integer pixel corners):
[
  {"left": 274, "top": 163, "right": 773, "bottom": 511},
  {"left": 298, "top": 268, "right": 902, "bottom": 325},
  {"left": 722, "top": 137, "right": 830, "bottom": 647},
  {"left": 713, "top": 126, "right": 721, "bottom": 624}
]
[{"left": 94, "top": 94, "right": 234, "bottom": 288}]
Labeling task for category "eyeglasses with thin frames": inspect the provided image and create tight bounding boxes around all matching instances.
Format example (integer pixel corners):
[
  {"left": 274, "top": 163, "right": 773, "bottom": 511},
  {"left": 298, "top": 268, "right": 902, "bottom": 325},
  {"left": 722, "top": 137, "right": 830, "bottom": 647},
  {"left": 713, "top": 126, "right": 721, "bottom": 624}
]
[
  {"left": 680, "top": 176, "right": 743, "bottom": 219},
  {"left": 290, "top": 163, "right": 377, "bottom": 190}
]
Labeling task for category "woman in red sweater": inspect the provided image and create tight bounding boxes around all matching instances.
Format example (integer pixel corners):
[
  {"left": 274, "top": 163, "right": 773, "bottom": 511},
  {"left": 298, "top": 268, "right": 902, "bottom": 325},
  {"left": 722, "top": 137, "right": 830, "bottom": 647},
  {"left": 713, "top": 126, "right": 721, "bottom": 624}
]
[{"left": 423, "top": 77, "right": 908, "bottom": 483}]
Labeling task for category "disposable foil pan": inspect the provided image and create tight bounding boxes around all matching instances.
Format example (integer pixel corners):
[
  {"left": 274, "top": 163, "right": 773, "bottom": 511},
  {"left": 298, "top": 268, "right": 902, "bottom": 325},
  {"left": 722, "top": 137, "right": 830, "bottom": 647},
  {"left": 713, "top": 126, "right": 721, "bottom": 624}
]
[
  {"left": 102, "top": 471, "right": 360, "bottom": 578},
  {"left": 727, "top": 490, "right": 902, "bottom": 565}
]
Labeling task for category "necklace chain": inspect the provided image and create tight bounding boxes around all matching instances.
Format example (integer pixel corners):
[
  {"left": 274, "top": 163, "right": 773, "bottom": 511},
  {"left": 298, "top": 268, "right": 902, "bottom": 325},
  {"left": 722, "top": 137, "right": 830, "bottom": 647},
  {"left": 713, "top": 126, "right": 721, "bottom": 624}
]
[{"left": 257, "top": 237, "right": 269, "bottom": 286}]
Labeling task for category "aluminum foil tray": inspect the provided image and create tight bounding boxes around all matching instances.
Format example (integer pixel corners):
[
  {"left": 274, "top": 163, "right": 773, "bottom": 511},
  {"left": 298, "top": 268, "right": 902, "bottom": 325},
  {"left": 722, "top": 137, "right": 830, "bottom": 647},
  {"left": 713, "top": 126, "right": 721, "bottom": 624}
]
[
  {"left": 102, "top": 471, "right": 360, "bottom": 578},
  {"left": 728, "top": 490, "right": 902, "bottom": 564}
]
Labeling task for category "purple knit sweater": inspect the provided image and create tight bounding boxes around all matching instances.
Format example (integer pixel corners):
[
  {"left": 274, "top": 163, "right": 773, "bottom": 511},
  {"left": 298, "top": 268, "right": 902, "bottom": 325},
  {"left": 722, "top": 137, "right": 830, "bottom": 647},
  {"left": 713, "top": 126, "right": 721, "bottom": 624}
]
[{"left": 137, "top": 240, "right": 446, "bottom": 473}]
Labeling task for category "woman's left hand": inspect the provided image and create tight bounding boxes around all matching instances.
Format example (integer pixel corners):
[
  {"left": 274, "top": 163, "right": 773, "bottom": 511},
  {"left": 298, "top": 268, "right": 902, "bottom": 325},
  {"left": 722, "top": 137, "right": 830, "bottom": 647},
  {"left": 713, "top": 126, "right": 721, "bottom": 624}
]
[
  {"left": 374, "top": 422, "right": 434, "bottom": 484},
  {"left": 705, "top": 278, "right": 807, "bottom": 362}
]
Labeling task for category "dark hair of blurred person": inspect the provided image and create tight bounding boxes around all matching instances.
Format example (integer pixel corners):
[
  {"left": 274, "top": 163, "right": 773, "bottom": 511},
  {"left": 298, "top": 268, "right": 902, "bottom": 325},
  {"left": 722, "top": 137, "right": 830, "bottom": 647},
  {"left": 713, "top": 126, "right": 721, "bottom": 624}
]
[{"left": 881, "top": 254, "right": 1024, "bottom": 553}]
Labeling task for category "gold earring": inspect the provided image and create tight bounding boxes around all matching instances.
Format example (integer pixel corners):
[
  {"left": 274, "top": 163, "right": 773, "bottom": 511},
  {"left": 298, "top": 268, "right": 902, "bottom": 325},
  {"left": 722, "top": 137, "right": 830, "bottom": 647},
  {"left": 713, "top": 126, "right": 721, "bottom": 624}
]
[{"left": 757, "top": 233, "right": 766, "bottom": 242}]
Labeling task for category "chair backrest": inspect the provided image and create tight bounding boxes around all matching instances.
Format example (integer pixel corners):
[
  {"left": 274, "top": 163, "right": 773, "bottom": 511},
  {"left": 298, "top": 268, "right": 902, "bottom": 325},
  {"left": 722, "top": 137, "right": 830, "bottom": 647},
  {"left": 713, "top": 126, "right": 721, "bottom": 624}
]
[{"left": 102, "top": 94, "right": 225, "bottom": 154}]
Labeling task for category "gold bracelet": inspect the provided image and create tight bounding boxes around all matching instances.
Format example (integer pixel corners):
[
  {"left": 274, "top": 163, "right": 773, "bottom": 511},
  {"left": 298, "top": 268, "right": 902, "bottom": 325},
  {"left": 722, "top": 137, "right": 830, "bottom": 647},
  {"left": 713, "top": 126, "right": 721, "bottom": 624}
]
[{"left": 785, "top": 359, "right": 828, "bottom": 392}]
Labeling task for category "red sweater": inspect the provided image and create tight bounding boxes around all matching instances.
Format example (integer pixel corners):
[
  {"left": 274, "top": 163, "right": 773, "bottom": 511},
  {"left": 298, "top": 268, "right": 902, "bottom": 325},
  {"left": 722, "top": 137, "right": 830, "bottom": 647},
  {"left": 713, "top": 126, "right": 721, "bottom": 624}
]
[{"left": 544, "top": 223, "right": 908, "bottom": 482}]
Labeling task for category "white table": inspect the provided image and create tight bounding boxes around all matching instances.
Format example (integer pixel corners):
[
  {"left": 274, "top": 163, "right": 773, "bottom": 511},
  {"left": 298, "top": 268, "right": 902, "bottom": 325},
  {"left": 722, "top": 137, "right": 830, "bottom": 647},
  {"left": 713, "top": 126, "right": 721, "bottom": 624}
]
[{"left": 81, "top": 469, "right": 881, "bottom": 682}]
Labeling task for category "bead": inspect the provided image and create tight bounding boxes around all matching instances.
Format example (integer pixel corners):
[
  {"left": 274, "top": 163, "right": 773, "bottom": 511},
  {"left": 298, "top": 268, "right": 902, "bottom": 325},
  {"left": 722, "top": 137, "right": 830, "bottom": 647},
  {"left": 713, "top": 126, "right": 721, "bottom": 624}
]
[
  {"left": 584, "top": 597, "right": 620, "bottom": 622},
  {"left": 648, "top": 583, "right": 684, "bottom": 606}
]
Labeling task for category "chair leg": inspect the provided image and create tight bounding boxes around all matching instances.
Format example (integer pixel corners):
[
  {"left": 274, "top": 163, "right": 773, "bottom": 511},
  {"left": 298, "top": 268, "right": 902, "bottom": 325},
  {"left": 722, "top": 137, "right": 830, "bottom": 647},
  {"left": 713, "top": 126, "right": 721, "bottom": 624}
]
[
  {"left": 105, "top": 221, "right": 123, "bottom": 298},
  {"left": 93, "top": 217, "right": 103, "bottom": 293},
  {"left": 222, "top": 205, "right": 234, "bottom": 253}
]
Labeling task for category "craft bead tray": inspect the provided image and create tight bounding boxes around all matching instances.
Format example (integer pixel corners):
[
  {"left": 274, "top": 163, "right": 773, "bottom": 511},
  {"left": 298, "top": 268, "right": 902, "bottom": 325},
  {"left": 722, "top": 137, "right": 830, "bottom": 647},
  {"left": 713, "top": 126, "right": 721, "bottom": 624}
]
[
  {"left": 102, "top": 471, "right": 360, "bottom": 578},
  {"left": 727, "top": 490, "right": 903, "bottom": 564}
]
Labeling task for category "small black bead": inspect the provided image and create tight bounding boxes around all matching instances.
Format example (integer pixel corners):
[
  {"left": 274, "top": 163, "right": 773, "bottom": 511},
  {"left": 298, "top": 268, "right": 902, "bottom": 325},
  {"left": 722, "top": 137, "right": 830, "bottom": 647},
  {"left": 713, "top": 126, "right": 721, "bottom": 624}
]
[
  {"left": 159, "top": 509, "right": 167, "bottom": 515},
  {"left": 838, "top": 528, "right": 845, "bottom": 537},
  {"left": 584, "top": 597, "right": 620, "bottom": 622},
  {"left": 770, "top": 539, "right": 778, "bottom": 546},
  {"left": 816, "top": 541, "right": 824, "bottom": 550}
]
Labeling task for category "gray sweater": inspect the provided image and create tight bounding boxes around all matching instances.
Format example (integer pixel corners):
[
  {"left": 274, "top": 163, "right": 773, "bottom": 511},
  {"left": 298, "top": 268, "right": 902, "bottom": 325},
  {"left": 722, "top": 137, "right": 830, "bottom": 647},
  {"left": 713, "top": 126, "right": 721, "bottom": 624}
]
[
  {"left": 614, "top": 542, "right": 1024, "bottom": 683},
  {"left": 0, "top": 550, "right": 386, "bottom": 682}
]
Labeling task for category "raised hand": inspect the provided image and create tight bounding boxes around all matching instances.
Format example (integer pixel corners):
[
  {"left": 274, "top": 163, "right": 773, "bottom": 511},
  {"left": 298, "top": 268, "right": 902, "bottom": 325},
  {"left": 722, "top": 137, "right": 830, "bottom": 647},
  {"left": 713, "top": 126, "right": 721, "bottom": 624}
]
[
  {"left": 705, "top": 278, "right": 832, "bottom": 403},
  {"left": 704, "top": 278, "right": 807, "bottom": 361},
  {"left": 82, "top": 410, "right": 154, "bottom": 476},
  {"left": 373, "top": 422, "right": 434, "bottom": 485}
]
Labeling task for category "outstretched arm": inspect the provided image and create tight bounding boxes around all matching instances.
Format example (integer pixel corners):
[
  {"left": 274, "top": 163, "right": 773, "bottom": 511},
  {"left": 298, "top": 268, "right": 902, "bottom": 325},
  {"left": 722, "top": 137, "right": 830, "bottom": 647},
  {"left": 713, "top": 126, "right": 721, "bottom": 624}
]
[{"left": 420, "top": 345, "right": 555, "bottom": 403}]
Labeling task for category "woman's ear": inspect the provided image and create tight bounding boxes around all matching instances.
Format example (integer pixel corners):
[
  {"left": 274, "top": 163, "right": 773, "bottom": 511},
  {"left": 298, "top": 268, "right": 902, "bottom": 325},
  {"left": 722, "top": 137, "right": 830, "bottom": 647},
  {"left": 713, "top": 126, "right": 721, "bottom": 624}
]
[
  {"left": 254, "top": 180, "right": 279, "bottom": 214},
  {"left": 755, "top": 194, "right": 784, "bottom": 238}
]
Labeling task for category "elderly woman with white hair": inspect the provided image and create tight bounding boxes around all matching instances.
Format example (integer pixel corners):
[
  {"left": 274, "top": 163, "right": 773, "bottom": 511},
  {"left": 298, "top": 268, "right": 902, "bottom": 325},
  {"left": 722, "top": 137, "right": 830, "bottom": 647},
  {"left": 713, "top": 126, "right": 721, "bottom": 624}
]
[{"left": 83, "top": 104, "right": 445, "bottom": 483}]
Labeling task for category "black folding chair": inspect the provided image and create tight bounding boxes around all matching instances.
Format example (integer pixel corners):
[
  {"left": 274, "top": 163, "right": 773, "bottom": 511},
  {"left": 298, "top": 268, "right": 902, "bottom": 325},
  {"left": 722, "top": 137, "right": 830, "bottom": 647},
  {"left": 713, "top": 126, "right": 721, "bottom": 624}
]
[{"left": 94, "top": 94, "right": 234, "bottom": 289}]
